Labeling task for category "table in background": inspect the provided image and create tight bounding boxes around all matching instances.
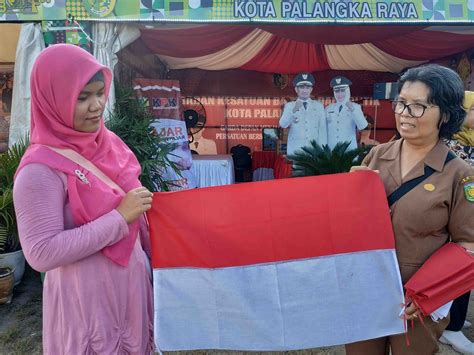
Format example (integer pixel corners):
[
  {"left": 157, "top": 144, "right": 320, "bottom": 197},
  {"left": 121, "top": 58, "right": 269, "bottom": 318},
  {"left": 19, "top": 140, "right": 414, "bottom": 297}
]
[
  {"left": 191, "top": 155, "right": 235, "bottom": 188},
  {"left": 252, "top": 151, "right": 292, "bottom": 181}
]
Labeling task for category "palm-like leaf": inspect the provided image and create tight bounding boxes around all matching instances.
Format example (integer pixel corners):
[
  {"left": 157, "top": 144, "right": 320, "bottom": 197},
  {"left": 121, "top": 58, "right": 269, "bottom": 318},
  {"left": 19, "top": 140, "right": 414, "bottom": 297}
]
[
  {"left": 0, "top": 225, "right": 7, "bottom": 254},
  {"left": 0, "top": 188, "right": 16, "bottom": 252},
  {"left": 0, "top": 136, "right": 29, "bottom": 188},
  {"left": 106, "top": 83, "right": 180, "bottom": 191},
  {"left": 288, "top": 140, "right": 368, "bottom": 177},
  {"left": 0, "top": 136, "right": 29, "bottom": 253}
]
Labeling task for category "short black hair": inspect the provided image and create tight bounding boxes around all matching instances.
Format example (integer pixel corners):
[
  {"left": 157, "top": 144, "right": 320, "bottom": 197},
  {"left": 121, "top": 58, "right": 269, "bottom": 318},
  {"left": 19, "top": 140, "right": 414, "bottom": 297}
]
[
  {"left": 87, "top": 70, "right": 104, "bottom": 84},
  {"left": 397, "top": 64, "right": 465, "bottom": 139}
]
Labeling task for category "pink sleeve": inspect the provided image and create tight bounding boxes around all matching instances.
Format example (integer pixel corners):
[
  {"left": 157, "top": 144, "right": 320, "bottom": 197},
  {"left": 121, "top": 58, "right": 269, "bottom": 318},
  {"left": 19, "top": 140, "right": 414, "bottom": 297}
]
[{"left": 13, "top": 163, "right": 129, "bottom": 272}]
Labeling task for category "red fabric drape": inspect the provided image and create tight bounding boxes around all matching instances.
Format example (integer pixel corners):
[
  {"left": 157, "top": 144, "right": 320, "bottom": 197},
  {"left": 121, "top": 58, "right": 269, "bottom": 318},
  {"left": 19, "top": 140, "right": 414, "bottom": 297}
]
[
  {"left": 258, "top": 25, "right": 426, "bottom": 45},
  {"left": 140, "top": 25, "right": 254, "bottom": 58},
  {"left": 140, "top": 25, "right": 474, "bottom": 72},
  {"left": 274, "top": 154, "right": 292, "bottom": 179},
  {"left": 373, "top": 29, "right": 474, "bottom": 61},
  {"left": 241, "top": 37, "right": 329, "bottom": 74},
  {"left": 140, "top": 25, "right": 427, "bottom": 55},
  {"left": 252, "top": 151, "right": 277, "bottom": 170}
]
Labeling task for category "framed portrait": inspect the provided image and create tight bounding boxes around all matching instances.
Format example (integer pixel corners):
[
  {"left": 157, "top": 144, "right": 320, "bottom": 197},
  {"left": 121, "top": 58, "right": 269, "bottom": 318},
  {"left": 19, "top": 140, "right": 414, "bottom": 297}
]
[{"left": 262, "top": 127, "right": 279, "bottom": 151}]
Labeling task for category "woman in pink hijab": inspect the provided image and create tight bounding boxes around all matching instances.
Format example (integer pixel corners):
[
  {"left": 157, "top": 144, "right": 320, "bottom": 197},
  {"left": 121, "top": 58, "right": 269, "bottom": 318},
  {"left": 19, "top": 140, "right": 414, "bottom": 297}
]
[{"left": 13, "top": 44, "right": 154, "bottom": 354}]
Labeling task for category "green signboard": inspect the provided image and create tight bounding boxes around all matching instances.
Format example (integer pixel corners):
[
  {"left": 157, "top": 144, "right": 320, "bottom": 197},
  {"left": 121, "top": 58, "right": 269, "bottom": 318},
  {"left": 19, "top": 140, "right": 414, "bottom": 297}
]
[{"left": 1, "top": 0, "right": 473, "bottom": 23}]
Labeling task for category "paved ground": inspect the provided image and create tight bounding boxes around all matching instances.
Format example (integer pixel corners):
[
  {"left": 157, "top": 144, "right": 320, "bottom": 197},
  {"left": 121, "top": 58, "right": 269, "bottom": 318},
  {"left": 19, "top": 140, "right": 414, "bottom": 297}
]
[{"left": 0, "top": 267, "right": 471, "bottom": 354}]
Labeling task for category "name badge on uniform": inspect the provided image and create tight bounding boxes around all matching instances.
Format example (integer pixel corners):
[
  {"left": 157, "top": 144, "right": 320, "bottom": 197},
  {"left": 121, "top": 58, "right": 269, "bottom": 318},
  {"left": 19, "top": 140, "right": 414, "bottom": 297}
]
[{"left": 423, "top": 183, "right": 435, "bottom": 192}]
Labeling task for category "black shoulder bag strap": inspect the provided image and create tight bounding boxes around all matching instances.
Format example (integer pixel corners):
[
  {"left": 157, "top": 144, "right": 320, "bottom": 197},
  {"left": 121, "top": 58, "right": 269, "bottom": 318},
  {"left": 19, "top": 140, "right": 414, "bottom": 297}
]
[{"left": 387, "top": 151, "right": 456, "bottom": 207}]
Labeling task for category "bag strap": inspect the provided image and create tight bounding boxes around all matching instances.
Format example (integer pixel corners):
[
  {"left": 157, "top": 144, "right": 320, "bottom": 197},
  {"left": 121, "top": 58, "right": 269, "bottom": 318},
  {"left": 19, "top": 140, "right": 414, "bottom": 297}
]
[
  {"left": 387, "top": 151, "right": 456, "bottom": 207},
  {"left": 43, "top": 145, "right": 125, "bottom": 194}
]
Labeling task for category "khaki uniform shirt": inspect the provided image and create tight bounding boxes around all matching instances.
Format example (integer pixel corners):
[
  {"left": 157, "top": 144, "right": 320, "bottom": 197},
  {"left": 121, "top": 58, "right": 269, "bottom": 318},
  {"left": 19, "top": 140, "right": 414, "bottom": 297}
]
[{"left": 363, "top": 139, "right": 474, "bottom": 283}]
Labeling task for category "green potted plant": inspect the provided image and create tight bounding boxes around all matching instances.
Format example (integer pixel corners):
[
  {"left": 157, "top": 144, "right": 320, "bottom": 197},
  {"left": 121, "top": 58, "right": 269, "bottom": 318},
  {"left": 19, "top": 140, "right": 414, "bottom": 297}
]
[
  {"left": 287, "top": 140, "right": 371, "bottom": 177},
  {"left": 106, "top": 83, "right": 180, "bottom": 191},
  {"left": 0, "top": 136, "right": 29, "bottom": 286}
]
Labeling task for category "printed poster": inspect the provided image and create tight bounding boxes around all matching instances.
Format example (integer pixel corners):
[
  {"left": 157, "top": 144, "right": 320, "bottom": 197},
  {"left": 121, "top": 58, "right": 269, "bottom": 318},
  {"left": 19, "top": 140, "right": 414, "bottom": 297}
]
[
  {"left": 0, "top": 71, "right": 13, "bottom": 153},
  {"left": 134, "top": 79, "right": 197, "bottom": 191}
]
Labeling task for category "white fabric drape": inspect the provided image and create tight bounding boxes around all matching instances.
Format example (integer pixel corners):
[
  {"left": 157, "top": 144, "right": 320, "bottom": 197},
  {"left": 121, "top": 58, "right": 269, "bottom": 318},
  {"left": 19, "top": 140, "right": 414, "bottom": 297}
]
[
  {"left": 158, "top": 29, "right": 272, "bottom": 71},
  {"left": 8, "top": 23, "right": 45, "bottom": 147},
  {"left": 252, "top": 167, "right": 274, "bottom": 181},
  {"left": 92, "top": 23, "right": 140, "bottom": 119},
  {"left": 190, "top": 155, "right": 235, "bottom": 187},
  {"left": 325, "top": 43, "right": 424, "bottom": 73}
]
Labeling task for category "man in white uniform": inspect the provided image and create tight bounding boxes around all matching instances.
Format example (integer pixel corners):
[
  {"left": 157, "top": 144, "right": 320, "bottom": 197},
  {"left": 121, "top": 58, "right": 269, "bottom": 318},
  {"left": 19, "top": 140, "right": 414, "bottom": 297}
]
[
  {"left": 279, "top": 72, "right": 326, "bottom": 155},
  {"left": 326, "top": 76, "right": 368, "bottom": 151}
]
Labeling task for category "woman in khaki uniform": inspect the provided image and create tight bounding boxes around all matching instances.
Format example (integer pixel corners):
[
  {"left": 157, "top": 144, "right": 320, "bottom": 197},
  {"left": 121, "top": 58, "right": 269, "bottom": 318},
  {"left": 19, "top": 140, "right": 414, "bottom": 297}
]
[
  {"left": 347, "top": 64, "right": 474, "bottom": 355},
  {"left": 440, "top": 91, "right": 474, "bottom": 353}
]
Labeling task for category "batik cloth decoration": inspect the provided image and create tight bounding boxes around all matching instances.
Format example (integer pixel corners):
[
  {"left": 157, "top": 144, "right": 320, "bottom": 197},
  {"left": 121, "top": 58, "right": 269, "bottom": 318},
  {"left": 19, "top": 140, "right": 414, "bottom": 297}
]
[
  {"left": 42, "top": 20, "right": 92, "bottom": 52},
  {"left": 66, "top": 0, "right": 90, "bottom": 19}
]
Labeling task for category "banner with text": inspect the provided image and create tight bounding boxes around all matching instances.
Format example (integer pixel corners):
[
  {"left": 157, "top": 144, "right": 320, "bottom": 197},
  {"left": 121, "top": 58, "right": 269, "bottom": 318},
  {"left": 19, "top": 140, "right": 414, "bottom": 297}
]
[
  {"left": 134, "top": 79, "right": 197, "bottom": 191},
  {"left": 1, "top": 1, "right": 473, "bottom": 23},
  {"left": 187, "top": 96, "right": 283, "bottom": 155},
  {"left": 188, "top": 96, "right": 396, "bottom": 155}
]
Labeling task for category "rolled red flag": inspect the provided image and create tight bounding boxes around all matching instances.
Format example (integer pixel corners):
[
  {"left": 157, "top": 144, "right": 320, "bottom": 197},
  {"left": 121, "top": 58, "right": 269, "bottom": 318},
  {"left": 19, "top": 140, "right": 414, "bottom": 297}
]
[{"left": 404, "top": 243, "right": 474, "bottom": 316}]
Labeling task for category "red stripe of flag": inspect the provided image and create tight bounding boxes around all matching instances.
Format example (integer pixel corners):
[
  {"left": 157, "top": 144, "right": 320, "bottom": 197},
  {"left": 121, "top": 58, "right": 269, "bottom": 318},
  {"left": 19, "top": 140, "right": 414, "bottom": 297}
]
[{"left": 148, "top": 172, "right": 394, "bottom": 269}]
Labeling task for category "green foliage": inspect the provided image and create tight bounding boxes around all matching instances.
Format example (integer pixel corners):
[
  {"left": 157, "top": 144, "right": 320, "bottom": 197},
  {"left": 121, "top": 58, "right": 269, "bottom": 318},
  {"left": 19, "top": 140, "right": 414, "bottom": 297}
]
[
  {"left": 288, "top": 140, "right": 371, "bottom": 177},
  {"left": 105, "top": 83, "right": 180, "bottom": 191},
  {"left": 0, "top": 136, "right": 29, "bottom": 253}
]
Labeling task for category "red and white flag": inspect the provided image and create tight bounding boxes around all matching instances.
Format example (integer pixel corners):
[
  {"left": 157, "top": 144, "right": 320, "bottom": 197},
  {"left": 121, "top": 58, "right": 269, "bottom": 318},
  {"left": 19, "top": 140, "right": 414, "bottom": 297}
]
[{"left": 148, "top": 172, "right": 405, "bottom": 351}]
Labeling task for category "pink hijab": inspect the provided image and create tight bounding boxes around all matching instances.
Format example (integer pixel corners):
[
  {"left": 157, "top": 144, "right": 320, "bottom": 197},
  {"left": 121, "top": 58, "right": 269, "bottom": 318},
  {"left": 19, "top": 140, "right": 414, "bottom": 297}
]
[{"left": 17, "top": 44, "right": 142, "bottom": 266}]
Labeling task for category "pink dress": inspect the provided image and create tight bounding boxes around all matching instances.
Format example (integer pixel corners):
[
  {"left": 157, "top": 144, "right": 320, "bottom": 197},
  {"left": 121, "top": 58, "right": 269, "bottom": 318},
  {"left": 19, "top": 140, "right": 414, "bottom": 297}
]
[{"left": 14, "top": 163, "right": 154, "bottom": 354}]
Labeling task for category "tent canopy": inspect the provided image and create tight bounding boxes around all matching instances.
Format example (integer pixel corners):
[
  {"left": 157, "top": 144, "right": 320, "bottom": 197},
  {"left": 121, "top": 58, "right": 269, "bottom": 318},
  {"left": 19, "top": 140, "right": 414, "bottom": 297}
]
[{"left": 138, "top": 24, "right": 474, "bottom": 74}]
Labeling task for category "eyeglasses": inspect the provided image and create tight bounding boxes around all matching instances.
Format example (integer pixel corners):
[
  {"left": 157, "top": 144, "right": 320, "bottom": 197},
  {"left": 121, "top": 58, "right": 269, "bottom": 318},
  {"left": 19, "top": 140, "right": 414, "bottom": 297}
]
[
  {"left": 334, "top": 88, "right": 346, "bottom": 93},
  {"left": 391, "top": 100, "right": 438, "bottom": 118}
]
